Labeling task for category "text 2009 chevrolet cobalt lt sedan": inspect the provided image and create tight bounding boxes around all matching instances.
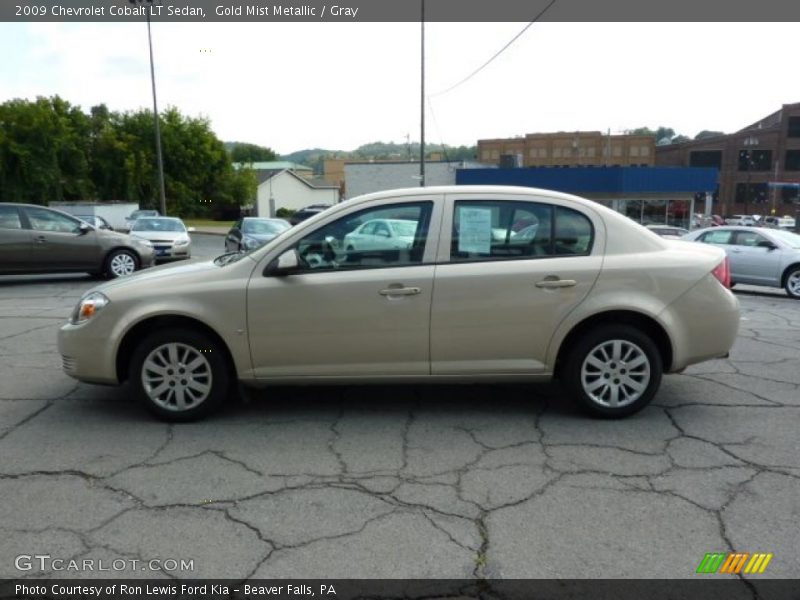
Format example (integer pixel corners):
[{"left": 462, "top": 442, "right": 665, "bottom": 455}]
[{"left": 58, "top": 186, "right": 740, "bottom": 421}]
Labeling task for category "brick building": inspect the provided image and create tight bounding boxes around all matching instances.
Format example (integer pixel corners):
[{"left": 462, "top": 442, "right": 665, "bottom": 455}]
[
  {"left": 655, "top": 102, "right": 800, "bottom": 218},
  {"left": 477, "top": 131, "right": 655, "bottom": 168}
]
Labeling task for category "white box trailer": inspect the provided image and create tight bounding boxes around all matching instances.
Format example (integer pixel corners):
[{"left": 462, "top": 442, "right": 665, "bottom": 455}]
[{"left": 48, "top": 202, "right": 139, "bottom": 231}]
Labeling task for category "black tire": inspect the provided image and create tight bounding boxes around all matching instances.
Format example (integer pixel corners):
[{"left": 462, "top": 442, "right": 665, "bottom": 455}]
[
  {"left": 561, "top": 324, "right": 662, "bottom": 418},
  {"left": 105, "top": 249, "right": 139, "bottom": 278},
  {"left": 129, "top": 328, "right": 230, "bottom": 422},
  {"left": 784, "top": 266, "right": 800, "bottom": 299}
]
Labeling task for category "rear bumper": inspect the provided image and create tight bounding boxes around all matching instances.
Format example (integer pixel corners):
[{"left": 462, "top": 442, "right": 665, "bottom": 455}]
[{"left": 660, "top": 275, "right": 740, "bottom": 372}]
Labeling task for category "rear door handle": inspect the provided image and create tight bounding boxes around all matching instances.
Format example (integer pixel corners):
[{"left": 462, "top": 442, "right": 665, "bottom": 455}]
[
  {"left": 34, "top": 235, "right": 46, "bottom": 244},
  {"left": 535, "top": 279, "right": 577, "bottom": 289},
  {"left": 379, "top": 286, "right": 421, "bottom": 297}
]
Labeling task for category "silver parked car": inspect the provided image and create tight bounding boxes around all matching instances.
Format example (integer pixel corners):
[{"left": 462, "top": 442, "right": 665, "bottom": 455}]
[
  {"left": 58, "top": 186, "right": 740, "bottom": 421},
  {"left": 124, "top": 209, "right": 159, "bottom": 232},
  {"left": 682, "top": 226, "right": 800, "bottom": 298},
  {"left": 129, "top": 217, "right": 193, "bottom": 262},
  {"left": 225, "top": 217, "right": 291, "bottom": 252}
]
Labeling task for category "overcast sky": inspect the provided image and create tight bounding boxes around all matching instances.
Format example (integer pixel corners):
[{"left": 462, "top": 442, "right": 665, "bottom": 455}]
[{"left": 0, "top": 22, "right": 797, "bottom": 154}]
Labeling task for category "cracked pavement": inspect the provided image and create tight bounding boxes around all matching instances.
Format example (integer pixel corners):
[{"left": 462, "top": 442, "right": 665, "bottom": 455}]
[{"left": 0, "top": 273, "right": 798, "bottom": 582}]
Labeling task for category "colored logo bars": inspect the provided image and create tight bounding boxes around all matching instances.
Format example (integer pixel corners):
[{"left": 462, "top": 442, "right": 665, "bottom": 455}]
[{"left": 696, "top": 552, "right": 773, "bottom": 574}]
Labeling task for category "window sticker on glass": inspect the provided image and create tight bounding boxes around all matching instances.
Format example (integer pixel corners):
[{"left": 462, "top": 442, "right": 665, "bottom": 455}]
[{"left": 458, "top": 207, "right": 492, "bottom": 254}]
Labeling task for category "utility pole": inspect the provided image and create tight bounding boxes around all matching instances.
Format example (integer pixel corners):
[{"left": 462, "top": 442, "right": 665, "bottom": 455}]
[
  {"left": 419, "top": 0, "right": 425, "bottom": 187},
  {"left": 138, "top": 0, "right": 168, "bottom": 216}
]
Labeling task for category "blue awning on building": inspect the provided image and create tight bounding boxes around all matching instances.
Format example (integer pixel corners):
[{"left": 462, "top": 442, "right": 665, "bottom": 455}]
[{"left": 456, "top": 166, "right": 718, "bottom": 194}]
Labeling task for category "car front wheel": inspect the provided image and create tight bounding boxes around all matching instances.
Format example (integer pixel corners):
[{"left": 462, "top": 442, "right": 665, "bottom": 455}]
[
  {"left": 129, "top": 328, "right": 229, "bottom": 421},
  {"left": 784, "top": 266, "right": 800, "bottom": 299},
  {"left": 562, "top": 325, "right": 662, "bottom": 418},
  {"left": 105, "top": 249, "right": 139, "bottom": 278}
]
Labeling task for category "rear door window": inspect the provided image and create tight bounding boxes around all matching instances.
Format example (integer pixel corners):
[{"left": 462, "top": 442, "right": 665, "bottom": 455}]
[
  {"left": 699, "top": 230, "right": 733, "bottom": 245},
  {"left": 450, "top": 200, "right": 593, "bottom": 261}
]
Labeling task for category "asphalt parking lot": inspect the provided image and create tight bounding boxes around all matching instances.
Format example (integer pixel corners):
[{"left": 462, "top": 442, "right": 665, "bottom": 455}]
[{"left": 0, "top": 233, "right": 798, "bottom": 581}]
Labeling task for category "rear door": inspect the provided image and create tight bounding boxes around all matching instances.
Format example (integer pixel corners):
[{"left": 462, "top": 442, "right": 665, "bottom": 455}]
[
  {"left": 0, "top": 205, "right": 32, "bottom": 272},
  {"left": 430, "top": 194, "right": 603, "bottom": 375}
]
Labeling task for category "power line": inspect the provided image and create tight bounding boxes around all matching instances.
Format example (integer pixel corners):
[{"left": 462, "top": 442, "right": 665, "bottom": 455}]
[{"left": 429, "top": 0, "right": 558, "bottom": 98}]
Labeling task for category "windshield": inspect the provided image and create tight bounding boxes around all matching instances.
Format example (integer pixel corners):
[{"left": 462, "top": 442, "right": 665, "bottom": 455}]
[
  {"left": 769, "top": 229, "right": 800, "bottom": 248},
  {"left": 131, "top": 218, "right": 186, "bottom": 232},
  {"left": 243, "top": 219, "right": 290, "bottom": 235},
  {"left": 389, "top": 220, "right": 418, "bottom": 237}
]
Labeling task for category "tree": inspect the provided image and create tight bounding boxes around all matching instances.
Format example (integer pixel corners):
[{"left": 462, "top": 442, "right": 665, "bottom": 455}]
[
  {"left": 0, "top": 96, "right": 93, "bottom": 203},
  {"left": 655, "top": 127, "right": 676, "bottom": 142},
  {"left": 228, "top": 142, "right": 277, "bottom": 163},
  {"left": 0, "top": 96, "right": 262, "bottom": 217},
  {"left": 626, "top": 126, "right": 682, "bottom": 143},
  {"left": 695, "top": 130, "right": 725, "bottom": 140}
]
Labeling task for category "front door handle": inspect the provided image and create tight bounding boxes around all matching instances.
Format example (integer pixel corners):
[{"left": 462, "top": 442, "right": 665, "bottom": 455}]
[
  {"left": 34, "top": 235, "right": 46, "bottom": 244},
  {"left": 535, "top": 278, "right": 577, "bottom": 289},
  {"left": 379, "top": 286, "right": 421, "bottom": 297}
]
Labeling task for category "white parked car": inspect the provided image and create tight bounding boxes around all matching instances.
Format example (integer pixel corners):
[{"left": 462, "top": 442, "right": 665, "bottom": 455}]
[
  {"left": 646, "top": 225, "right": 690, "bottom": 239},
  {"left": 343, "top": 218, "right": 417, "bottom": 252},
  {"left": 725, "top": 214, "right": 757, "bottom": 226},
  {"left": 763, "top": 215, "right": 796, "bottom": 230},
  {"left": 129, "top": 217, "right": 194, "bottom": 262}
]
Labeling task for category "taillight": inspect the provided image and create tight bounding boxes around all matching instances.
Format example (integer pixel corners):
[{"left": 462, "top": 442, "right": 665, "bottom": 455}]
[{"left": 711, "top": 256, "right": 731, "bottom": 289}]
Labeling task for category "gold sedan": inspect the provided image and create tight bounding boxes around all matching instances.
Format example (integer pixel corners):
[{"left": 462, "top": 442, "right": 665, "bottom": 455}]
[{"left": 58, "top": 186, "right": 740, "bottom": 421}]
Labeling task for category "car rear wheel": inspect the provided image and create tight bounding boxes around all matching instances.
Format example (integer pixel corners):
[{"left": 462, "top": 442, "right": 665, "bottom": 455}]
[
  {"left": 784, "top": 267, "right": 800, "bottom": 299},
  {"left": 562, "top": 325, "right": 662, "bottom": 418},
  {"left": 105, "top": 249, "right": 139, "bottom": 278},
  {"left": 130, "top": 328, "right": 229, "bottom": 421}
]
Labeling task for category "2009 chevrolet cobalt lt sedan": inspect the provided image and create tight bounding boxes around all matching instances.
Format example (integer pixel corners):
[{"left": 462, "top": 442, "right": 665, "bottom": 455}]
[{"left": 58, "top": 186, "right": 740, "bottom": 421}]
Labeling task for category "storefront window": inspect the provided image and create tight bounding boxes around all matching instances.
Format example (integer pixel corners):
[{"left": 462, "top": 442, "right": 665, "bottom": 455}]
[{"left": 642, "top": 200, "right": 666, "bottom": 225}]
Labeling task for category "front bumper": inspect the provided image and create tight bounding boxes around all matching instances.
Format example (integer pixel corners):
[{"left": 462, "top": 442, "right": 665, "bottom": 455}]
[
  {"left": 152, "top": 243, "right": 191, "bottom": 261},
  {"left": 138, "top": 246, "right": 156, "bottom": 268},
  {"left": 58, "top": 320, "right": 119, "bottom": 385}
]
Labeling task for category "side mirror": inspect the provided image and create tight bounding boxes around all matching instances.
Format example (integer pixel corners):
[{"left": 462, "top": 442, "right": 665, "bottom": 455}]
[
  {"left": 757, "top": 241, "right": 778, "bottom": 251},
  {"left": 187, "top": 226, "right": 196, "bottom": 233},
  {"left": 265, "top": 249, "right": 300, "bottom": 277},
  {"left": 78, "top": 222, "right": 92, "bottom": 235}
]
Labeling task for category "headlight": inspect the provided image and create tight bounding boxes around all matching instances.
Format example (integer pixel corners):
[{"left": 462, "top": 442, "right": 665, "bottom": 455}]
[
  {"left": 174, "top": 237, "right": 190, "bottom": 246},
  {"left": 242, "top": 236, "right": 260, "bottom": 249},
  {"left": 70, "top": 292, "right": 110, "bottom": 325}
]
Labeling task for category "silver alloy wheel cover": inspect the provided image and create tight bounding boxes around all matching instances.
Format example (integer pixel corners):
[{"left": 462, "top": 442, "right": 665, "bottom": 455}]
[
  {"left": 141, "top": 342, "right": 213, "bottom": 412},
  {"left": 580, "top": 339, "right": 650, "bottom": 408},
  {"left": 109, "top": 252, "right": 136, "bottom": 277},
  {"left": 787, "top": 271, "right": 800, "bottom": 297}
]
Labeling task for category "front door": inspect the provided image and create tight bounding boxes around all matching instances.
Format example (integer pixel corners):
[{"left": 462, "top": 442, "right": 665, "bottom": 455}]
[
  {"left": 247, "top": 199, "right": 439, "bottom": 378},
  {"left": 23, "top": 206, "right": 101, "bottom": 270},
  {"left": 730, "top": 230, "right": 783, "bottom": 285}
]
